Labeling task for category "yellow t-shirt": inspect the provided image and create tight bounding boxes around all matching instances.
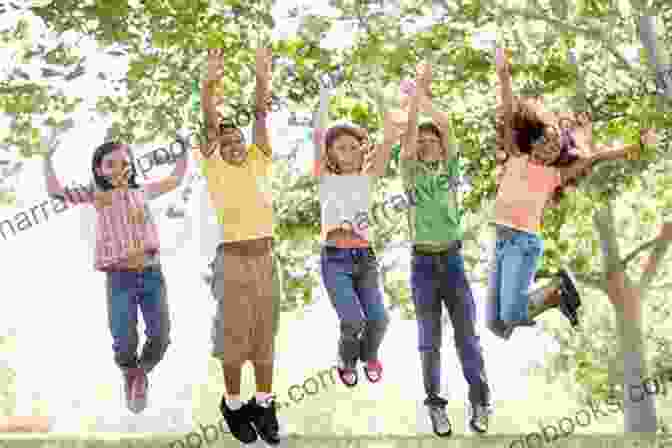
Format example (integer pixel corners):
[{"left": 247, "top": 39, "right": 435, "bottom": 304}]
[{"left": 201, "top": 144, "right": 273, "bottom": 242}]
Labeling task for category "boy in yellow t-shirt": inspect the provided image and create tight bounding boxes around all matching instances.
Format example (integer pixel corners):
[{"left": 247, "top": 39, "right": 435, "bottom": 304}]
[{"left": 200, "top": 46, "right": 280, "bottom": 446}]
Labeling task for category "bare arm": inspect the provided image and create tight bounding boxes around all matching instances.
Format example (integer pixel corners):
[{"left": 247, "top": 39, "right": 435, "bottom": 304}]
[
  {"left": 400, "top": 64, "right": 428, "bottom": 161},
  {"left": 313, "top": 83, "right": 331, "bottom": 176},
  {"left": 363, "top": 111, "right": 402, "bottom": 177},
  {"left": 559, "top": 129, "right": 656, "bottom": 185},
  {"left": 496, "top": 48, "right": 515, "bottom": 155},
  {"left": 418, "top": 94, "right": 454, "bottom": 159},
  {"left": 201, "top": 49, "right": 225, "bottom": 160},
  {"left": 253, "top": 46, "right": 272, "bottom": 156},
  {"left": 43, "top": 156, "right": 94, "bottom": 205},
  {"left": 400, "top": 81, "right": 421, "bottom": 161},
  {"left": 144, "top": 137, "right": 189, "bottom": 199}
]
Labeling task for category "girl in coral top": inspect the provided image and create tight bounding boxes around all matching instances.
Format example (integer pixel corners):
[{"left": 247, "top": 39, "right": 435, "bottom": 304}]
[{"left": 489, "top": 48, "right": 655, "bottom": 340}]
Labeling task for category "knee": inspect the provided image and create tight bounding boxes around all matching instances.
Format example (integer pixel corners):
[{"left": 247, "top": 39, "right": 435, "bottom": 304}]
[{"left": 340, "top": 320, "right": 366, "bottom": 339}]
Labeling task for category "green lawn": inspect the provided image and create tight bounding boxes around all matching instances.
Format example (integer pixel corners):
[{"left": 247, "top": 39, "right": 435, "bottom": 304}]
[{"left": 0, "top": 434, "right": 670, "bottom": 448}]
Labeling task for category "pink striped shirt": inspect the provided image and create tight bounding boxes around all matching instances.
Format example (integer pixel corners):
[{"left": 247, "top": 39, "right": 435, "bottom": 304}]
[{"left": 94, "top": 188, "right": 160, "bottom": 270}]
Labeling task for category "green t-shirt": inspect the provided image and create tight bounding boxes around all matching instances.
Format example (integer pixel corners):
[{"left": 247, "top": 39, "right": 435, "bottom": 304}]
[{"left": 392, "top": 144, "right": 464, "bottom": 250}]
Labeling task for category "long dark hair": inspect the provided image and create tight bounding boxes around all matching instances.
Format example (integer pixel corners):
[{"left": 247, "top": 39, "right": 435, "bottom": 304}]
[{"left": 91, "top": 141, "right": 139, "bottom": 192}]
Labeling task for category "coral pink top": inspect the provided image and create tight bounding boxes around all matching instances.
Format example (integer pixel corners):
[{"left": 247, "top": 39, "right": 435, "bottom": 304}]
[{"left": 493, "top": 155, "right": 561, "bottom": 235}]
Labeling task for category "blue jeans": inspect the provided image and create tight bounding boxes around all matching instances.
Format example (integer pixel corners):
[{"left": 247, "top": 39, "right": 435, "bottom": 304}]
[
  {"left": 105, "top": 266, "right": 171, "bottom": 373},
  {"left": 410, "top": 243, "right": 490, "bottom": 405},
  {"left": 486, "top": 225, "right": 543, "bottom": 326},
  {"left": 320, "top": 247, "right": 389, "bottom": 367}
]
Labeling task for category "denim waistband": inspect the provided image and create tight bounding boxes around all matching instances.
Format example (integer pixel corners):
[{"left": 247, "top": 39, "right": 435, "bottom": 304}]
[{"left": 104, "top": 264, "right": 162, "bottom": 274}]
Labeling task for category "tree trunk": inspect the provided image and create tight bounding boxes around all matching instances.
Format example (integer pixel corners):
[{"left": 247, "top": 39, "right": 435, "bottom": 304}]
[
  {"left": 593, "top": 205, "right": 657, "bottom": 433},
  {"left": 638, "top": 15, "right": 672, "bottom": 100}
]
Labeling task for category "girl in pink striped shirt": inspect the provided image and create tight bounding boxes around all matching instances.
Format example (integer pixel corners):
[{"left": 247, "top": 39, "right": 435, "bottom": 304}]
[{"left": 43, "top": 140, "right": 188, "bottom": 413}]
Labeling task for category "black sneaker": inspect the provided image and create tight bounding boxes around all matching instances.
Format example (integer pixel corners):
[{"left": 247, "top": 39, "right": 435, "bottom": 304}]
[
  {"left": 248, "top": 396, "right": 280, "bottom": 445},
  {"left": 557, "top": 268, "right": 581, "bottom": 327},
  {"left": 424, "top": 395, "right": 452, "bottom": 437},
  {"left": 219, "top": 396, "right": 258, "bottom": 444},
  {"left": 468, "top": 402, "right": 492, "bottom": 434}
]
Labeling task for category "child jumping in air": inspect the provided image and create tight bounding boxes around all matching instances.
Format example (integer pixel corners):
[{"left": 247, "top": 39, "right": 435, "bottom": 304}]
[
  {"left": 312, "top": 79, "right": 396, "bottom": 389},
  {"left": 391, "top": 63, "right": 492, "bottom": 437},
  {"left": 200, "top": 47, "right": 281, "bottom": 445},
  {"left": 490, "top": 47, "right": 656, "bottom": 339},
  {"left": 43, "top": 138, "right": 188, "bottom": 414}
]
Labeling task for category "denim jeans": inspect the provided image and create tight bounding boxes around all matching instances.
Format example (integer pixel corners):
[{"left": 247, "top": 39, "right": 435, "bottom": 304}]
[
  {"left": 486, "top": 225, "right": 543, "bottom": 326},
  {"left": 410, "top": 242, "right": 490, "bottom": 405},
  {"left": 105, "top": 265, "right": 171, "bottom": 373},
  {"left": 320, "top": 247, "right": 389, "bottom": 367}
]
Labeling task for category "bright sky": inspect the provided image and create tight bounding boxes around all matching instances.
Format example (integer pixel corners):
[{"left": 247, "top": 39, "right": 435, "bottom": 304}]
[{"left": 0, "top": 2, "right": 646, "bottom": 434}]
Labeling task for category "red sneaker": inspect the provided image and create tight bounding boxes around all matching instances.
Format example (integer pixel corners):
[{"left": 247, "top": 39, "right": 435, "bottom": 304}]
[{"left": 363, "top": 360, "right": 383, "bottom": 383}]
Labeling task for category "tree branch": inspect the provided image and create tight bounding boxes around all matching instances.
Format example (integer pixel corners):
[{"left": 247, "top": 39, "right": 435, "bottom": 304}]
[
  {"left": 638, "top": 223, "right": 672, "bottom": 290},
  {"left": 621, "top": 238, "right": 659, "bottom": 268}
]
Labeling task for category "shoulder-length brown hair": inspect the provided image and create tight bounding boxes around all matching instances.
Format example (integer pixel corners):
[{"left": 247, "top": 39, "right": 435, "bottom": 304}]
[{"left": 323, "top": 124, "right": 374, "bottom": 175}]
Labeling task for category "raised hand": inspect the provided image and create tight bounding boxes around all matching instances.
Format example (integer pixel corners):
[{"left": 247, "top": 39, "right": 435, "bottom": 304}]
[
  {"left": 207, "top": 49, "right": 226, "bottom": 82},
  {"left": 496, "top": 47, "right": 511, "bottom": 78},
  {"left": 416, "top": 62, "right": 432, "bottom": 93},
  {"left": 255, "top": 47, "right": 272, "bottom": 83},
  {"left": 641, "top": 128, "right": 657, "bottom": 148}
]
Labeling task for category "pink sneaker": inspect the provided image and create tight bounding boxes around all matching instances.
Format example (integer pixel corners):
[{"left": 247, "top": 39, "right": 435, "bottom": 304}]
[
  {"left": 363, "top": 360, "right": 383, "bottom": 383},
  {"left": 123, "top": 370, "right": 134, "bottom": 410},
  {"left": 127, "top": 368, "right": 148, "bottom": 414}
]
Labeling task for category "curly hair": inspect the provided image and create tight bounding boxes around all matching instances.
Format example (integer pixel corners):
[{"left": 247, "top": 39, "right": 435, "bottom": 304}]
[
  {"left": 495, "top": 96, "right": 594, "bottom": 206},
  {"left": 323, "top": 124, "right": 374, "bottom": 175}
]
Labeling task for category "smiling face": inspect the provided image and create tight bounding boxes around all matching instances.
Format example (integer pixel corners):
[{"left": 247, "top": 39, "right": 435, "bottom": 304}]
[
  {"left": 217, "top": 127, "right": 248, "bottom": 165},
  {"left": 326, "top": 130, "right": 365, "bottom": 175},
  {"left": 417, "top": 125, "right": 444, "bottom": 162},
  {"left": 98, "top": 147, "right": 132, "bottom": 186}
]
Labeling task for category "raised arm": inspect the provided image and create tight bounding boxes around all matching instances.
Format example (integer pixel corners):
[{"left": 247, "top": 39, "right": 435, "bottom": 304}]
[
  {"left": 362, "top": 103, "right": 405, "bottom": 176},
  {"left": 400, "top": 63, "right": 427, "bottom": 161},
  {"left": 42, "top": 141, "right": 99, "bottom": 206},
  {"left": 253, "top": 46, "right": 272, "bottom": 156},
  {"left": 496, "top": 48, "right": 515, "bottom": 155},
  {"left": 416, "top": 67, "right": 455, "bottom": 159},
  {"left": 144, "top": 137, "right": 189, "bottom": 200},
  {"left": 201, "top": 49, "right": 225, "bottom": 160},
  {"left": 559, "top": 128, "right": 656, "bottom": 185},
  {"left": 312, "top": 82, "right": 331, "bottom": 176}
]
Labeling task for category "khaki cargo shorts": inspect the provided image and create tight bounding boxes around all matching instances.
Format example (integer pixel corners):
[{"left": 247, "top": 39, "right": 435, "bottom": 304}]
[{"left": 210, "top": 237, "right": 280, "bottom": 365}]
